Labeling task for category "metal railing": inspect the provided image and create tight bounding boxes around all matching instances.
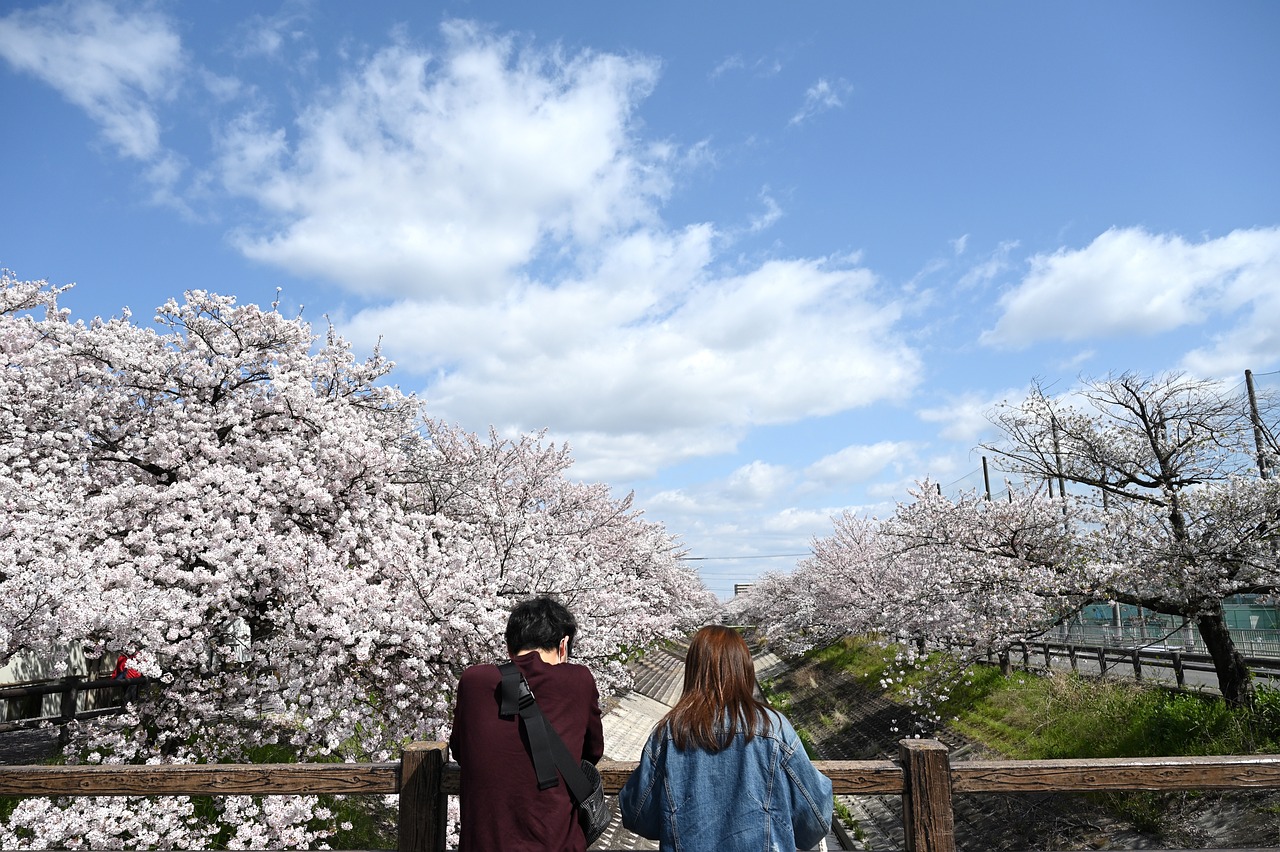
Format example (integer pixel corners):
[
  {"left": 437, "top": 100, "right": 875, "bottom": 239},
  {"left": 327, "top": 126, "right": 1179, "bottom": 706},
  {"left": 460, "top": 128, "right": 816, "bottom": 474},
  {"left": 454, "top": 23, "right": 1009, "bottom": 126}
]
[
  {"left": 998, "top": 638, "right": 1280, "bottom": 688},
  {"left": 1046, "top": 621, "right": 1280, "bottom": 658}
]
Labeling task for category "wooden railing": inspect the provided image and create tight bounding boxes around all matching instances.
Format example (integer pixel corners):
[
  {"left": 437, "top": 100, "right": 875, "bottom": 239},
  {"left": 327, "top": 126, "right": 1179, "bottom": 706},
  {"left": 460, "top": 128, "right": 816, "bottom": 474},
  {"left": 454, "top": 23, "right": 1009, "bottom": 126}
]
[
  {"left": 0, "top": 676, "right": 154, "bottom": 731},
  {"left": 2, "top": 740, "right": 1279, "bottom": 851}
]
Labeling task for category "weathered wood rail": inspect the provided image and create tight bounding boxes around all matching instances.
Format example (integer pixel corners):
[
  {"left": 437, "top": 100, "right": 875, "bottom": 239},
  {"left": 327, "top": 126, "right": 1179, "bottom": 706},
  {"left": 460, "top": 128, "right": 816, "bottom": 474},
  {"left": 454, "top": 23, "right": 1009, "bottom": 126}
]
[{"left": 2, "top": 740, "right": 1279, "bottom": 851}]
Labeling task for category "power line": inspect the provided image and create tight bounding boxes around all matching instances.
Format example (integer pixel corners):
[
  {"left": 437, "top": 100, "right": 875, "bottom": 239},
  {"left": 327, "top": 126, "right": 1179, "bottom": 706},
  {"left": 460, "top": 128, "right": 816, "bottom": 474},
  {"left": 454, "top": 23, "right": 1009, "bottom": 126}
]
[
  {"left": 941, "top": 468, "right": 984, "bottom": 490},
  {"left": 680, "top": 553, "right": 810, "bottom": 561}
]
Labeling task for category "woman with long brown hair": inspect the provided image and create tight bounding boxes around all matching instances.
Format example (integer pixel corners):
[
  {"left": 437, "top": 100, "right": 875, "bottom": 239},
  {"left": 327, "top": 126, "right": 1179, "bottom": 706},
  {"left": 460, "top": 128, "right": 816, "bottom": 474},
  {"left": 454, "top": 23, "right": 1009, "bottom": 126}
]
[{"left": 618, "top": 625, "right": 832, "bottom": 850}]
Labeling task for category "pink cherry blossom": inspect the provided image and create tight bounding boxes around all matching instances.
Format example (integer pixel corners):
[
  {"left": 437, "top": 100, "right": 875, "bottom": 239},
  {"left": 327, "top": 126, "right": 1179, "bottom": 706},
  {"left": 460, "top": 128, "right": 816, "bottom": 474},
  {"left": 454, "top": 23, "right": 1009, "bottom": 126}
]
[{"left": 0, "top": 272, "right": 718, "bottom": 848}]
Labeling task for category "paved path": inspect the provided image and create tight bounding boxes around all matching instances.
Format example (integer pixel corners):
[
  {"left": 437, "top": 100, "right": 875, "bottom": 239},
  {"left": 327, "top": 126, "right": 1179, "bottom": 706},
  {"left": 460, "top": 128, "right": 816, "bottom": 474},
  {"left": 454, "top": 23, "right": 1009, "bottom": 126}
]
[
  {"left": 592, "top": 644, "right": 688, "bottom": 850},
  {"left": 0, "top": 726, "right": 59, "bottom": 764}
]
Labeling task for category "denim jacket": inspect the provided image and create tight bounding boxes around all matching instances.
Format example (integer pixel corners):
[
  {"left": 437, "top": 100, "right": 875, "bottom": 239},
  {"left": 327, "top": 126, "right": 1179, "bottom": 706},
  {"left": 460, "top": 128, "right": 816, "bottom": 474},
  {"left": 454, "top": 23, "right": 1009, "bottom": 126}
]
[{"left": 618, "top": 709, "right": 833, "bottom": 852}]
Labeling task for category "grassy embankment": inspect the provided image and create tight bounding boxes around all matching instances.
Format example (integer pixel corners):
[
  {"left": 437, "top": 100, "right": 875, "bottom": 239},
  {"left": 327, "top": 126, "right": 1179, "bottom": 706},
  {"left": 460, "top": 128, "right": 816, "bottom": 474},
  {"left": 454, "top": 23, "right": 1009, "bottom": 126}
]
[
  {"left": 798, "top": 636, "right": 1280, "bottom": 833},
  {"left": 807, "top": 635, "right": 1280, "bottom": 759}
]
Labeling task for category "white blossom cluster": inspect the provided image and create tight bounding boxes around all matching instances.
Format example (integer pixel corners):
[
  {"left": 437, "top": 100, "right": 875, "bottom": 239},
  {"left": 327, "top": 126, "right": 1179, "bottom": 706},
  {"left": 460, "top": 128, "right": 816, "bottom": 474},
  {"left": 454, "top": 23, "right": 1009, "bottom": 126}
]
[
  {"left": 737, "top": 483, "right": 1084, "bottom": 662},
  {"left": 737, "top": 372, "right": 1280, "bottom": 724},
  {"left": 0, "top": 273, "right": 719, "bottom": 848}
]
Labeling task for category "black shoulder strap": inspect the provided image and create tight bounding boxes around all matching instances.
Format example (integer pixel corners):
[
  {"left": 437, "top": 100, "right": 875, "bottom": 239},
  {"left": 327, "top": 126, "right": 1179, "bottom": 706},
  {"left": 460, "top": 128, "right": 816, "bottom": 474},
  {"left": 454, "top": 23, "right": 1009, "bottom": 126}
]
[{"left": 497, "top": 661, "right": 593, "bottom": 801}]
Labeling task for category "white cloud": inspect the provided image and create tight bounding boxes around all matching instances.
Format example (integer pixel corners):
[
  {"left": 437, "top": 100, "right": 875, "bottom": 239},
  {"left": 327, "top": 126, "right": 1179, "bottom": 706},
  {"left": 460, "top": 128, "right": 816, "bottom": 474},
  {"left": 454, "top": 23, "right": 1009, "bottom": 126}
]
[
  {"left": 761, "top": 507, "right": 843, "bottom": 534},
  {"left": 345, "top": 249, "right": 919, "bottom": 478},
  {"left": 202, "top": 21, "right": 922, "bottom": 482},
  {"left": 789, "top": 77, "right": 852, "bottom": 126},
  {"left": 559, "top": 427, "right": 743, "bottom": 483},
  {"left": 218, "top": 22, "right": 666, "bottom": 301},
  {"left": 865, "top": 451, "right": 977, "bottom": 503},
  {"left": 201, "top": 70, "right": 244, "bottom": 103},
  {"left": 710, "top": 52, "right": 782, "bottom": 81},
  {"left": 981, "top": 226, "right": 1280, "bottom": 357},
  {"left": 804, "top": 441, "right": 915, "bottom": 487},
  {"left": 917, "top": 390, "right": 1018, "bottom": 443},
  {"left": 234, "top": 10, "right": 302, "bottom": 60},
  {"left": 956, "top": 239, "right": 1018, "bottom": 290},
  {"left": 0, "top": 0, "right": 183, "bottom": 161},
  {"left": 1181, "top": 284, "right": 1280, "bottom": 377},
  {"left": 636, "top": 472, "right": 887, "bottom": 597},
  {"left": 240, "top": 22, "right": 284, "bottom": 59},
  {"left": 641, "top": 493, "right": 836, "bottom": 572},
  {"left": 749, "top": 188, "right": 783, "bottom": 233},
  {"left": 1053, "top": 348, "right": 1096, "bottom": 371},
  {"left": 710, "top": 54, "right": 744, "bottom": 79},
  {"left": 723, "top": 461, "right": 793, "bottom": 502}
]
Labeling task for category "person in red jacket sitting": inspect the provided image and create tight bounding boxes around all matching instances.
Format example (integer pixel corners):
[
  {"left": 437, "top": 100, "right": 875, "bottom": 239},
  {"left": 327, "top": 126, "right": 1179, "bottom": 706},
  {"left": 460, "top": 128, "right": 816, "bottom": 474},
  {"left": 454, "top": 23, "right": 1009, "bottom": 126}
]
[{"left": 112, "top": 652, "right": 142, "bottom": 704}]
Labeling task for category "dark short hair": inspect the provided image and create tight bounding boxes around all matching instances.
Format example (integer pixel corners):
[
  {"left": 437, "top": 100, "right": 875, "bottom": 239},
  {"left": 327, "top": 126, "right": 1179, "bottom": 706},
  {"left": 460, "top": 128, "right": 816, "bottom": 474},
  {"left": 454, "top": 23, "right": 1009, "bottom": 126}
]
[{"left": 505, "top": 596, "right": 578, "bottom": 656}]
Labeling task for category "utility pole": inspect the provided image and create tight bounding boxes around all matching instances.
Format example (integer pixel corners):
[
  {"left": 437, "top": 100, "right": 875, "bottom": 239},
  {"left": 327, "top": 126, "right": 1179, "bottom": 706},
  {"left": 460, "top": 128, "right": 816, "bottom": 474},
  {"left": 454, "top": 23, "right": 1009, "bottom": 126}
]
[
  {"left": 1049, "top": 417, "right": 1071, "bottom": 528},
  {"left": 1246, "top": 369, "right": 1271, "bottom": 479}
]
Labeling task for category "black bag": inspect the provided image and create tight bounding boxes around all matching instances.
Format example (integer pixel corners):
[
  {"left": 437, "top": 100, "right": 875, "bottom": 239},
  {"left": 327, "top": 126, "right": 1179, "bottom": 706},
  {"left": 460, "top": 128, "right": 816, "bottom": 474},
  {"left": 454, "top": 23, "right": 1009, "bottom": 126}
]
[{"left": 498, "top": 662, "right": 613, "bottom": 846}]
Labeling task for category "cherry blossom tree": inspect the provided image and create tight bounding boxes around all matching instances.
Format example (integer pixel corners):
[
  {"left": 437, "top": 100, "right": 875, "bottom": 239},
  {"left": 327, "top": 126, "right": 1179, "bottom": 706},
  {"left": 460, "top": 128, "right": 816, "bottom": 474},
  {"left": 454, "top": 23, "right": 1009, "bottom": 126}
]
[
  {"left": 731, "top": 513, "right": 887, "bottom": 655},
  {"left": 735, "top": 481, "right": 1086, "bottom": 732},
  {"left": 741, "top": 483, "right": 1084, "bottom": 663},
  {"left": 742, "top": 373, "right": 1279, "bottom": 712},
  {"left": 396, "top": 420, "right": 718, "bottom": 693},
  {"left": 984, "top": 373, "right": 1280, "bottom": 706},
  {"left": 0, "top": 272, "right": 716, "bottom": 848},
  {"left": 877, "top": 482, "right": 1087, "bottom": 655}
]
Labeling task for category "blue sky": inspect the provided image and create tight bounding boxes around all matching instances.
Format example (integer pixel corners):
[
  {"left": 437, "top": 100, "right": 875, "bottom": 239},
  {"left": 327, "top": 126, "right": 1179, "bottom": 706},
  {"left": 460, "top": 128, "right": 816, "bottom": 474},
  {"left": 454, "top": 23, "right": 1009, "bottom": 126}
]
[{"left": 3, "top": 1, "right": 1279, "bottom": 598}]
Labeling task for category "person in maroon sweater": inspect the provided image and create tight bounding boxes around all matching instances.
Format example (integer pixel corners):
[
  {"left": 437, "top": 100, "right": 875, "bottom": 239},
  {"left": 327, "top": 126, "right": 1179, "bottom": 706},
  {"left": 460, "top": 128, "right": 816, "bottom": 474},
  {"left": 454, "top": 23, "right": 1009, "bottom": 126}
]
[{"left": 450, "top": 597, "right": 605, "bottom": 851}]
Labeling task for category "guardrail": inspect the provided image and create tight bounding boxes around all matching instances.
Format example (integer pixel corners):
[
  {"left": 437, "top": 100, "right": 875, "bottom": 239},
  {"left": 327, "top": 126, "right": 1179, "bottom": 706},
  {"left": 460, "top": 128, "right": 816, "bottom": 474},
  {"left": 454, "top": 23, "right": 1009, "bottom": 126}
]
[
  {"left": 3, "top": 741, "right": 1279, "bottom": 851},
  {"left": 997, "top": 639, "right": 1280, "bottom": 688},
  {"left": 1045, "top": 622, "right": 1280, "bottom": 659}
]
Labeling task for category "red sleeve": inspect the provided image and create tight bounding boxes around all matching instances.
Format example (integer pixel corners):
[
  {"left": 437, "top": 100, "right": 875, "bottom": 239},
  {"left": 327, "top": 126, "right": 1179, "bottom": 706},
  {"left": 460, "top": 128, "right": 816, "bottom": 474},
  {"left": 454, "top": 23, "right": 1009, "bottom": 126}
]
[
  {"left": 449, "top": 667, "right": 477, "bottom": 765},
  {"left": 580, "top": 667, "right": 605, "bottom": 764}
]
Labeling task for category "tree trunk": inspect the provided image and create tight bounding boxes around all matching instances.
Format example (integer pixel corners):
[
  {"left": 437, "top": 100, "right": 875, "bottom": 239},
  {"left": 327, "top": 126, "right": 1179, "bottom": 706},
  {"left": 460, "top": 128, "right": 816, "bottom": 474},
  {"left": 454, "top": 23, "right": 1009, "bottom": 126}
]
[{"left": 1197, "top": 610, "right": 1253, "bottom": 707}]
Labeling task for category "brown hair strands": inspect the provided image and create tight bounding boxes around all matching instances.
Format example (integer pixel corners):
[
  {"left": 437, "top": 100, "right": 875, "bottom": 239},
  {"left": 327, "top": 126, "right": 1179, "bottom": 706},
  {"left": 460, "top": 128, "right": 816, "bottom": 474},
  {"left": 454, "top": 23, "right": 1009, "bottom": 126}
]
[{"left": 661, "top": 625, "right": 774, "bottom": 753}]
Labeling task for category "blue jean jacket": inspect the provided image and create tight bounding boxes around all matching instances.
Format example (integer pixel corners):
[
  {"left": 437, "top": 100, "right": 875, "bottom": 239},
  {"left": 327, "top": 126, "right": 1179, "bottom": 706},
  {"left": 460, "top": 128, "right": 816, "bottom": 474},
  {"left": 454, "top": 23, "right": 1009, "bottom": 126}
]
[{"left": 619, "top": 709, "right": 833, "bottom": 852}]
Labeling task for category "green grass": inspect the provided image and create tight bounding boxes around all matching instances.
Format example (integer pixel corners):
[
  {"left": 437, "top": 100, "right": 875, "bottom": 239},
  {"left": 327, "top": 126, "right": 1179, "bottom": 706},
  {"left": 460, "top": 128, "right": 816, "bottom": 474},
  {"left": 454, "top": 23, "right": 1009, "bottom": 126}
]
[
  {"left": 808, "top": 635, "right": 899, "bottom": 684},
  {"left": 948, "top": 671, "right": 1280, "bottom": 759},
  {"left": 804, "top": 638, "right": 1280, "bottom": 839},
  {"left": 809, "top": 637, "right": 1280, "bottom": 760}
]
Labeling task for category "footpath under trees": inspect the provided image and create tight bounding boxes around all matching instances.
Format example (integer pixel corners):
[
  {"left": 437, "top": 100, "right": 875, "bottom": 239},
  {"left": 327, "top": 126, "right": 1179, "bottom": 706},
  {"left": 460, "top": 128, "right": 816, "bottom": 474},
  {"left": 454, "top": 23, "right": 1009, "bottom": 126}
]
[
  {"left": 0, "top": 273, "right": 718, "bottom": 848},
  {"left": 738, "top": 370, "right": 1280, "bottom": 715}
]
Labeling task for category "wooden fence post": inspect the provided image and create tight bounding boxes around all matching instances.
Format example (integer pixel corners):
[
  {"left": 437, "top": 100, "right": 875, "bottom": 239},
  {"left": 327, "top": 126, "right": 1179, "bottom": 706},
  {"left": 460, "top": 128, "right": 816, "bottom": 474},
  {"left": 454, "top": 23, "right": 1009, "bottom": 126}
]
[
  {"left": 59, "top": 676, "right": 83, "bottom": 723},
  {"left": 1097, "top": 648, "right": 1108, "bottom": 676},
  {"left": 1042, "top": 643, "right": 1052, "bottom": 669},
  {"left": 1020, "top": 642, "right": 1031, "bottom": 671},
  {"left": 1131, "top": 650, "right": 1143, "bottom": 681},
  {"left": 899, "top": 739, "right": 957, "bottom": 852},
  {"left": 1172, "top": 651, "right": 1185, "bottom": 687},
  {"left": 1068, "top": 644, "right": 1078, "bottom": 673},
  {"left": 399, "top": 742, "right": 448, "bottom": 852}
]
